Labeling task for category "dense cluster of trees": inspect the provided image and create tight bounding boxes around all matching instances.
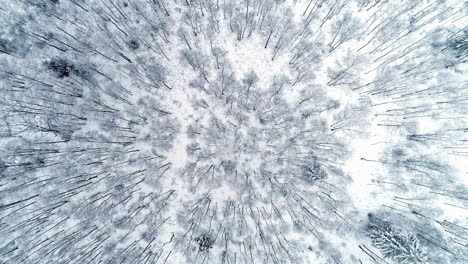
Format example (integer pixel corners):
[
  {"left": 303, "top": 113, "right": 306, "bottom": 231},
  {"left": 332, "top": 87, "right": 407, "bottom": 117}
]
[
  {"left": 179, "top": 58, "right": 352, "bottom": 262},
  {"left": 0, "top": 0, "right": 466, "bottom": 263}
]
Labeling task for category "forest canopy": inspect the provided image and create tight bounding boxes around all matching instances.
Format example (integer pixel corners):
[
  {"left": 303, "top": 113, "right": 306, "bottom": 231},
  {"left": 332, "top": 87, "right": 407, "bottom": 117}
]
[{"left": 0, "top": 0, "right": 466, "bottom": 263}]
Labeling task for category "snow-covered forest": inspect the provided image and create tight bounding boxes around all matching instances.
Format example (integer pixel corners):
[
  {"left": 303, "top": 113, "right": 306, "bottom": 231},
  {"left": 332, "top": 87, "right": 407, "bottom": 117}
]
[{"left": 0, "top": 0, "right": 466, "bottom": 263}]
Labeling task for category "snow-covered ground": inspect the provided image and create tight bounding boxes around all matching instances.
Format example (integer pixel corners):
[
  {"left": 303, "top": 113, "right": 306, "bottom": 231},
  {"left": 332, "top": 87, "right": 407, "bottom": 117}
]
[{"left": 0, "top": 0, "right": 466, "bottom": 263}]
